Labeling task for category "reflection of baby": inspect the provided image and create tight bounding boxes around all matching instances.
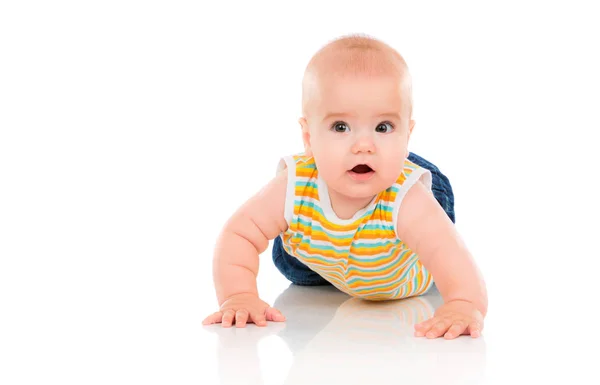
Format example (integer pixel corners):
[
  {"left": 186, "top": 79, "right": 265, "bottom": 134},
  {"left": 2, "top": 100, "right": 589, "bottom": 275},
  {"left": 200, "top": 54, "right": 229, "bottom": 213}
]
[
  {"left": 271, "top": 283, "right": 441, "bottom": 352},
  {"left": 209, "top": 285, "right": 485, "bottom": 385},
  {"left": 281, "top": 291, "right": 486, "bottom": 385},
  {"left": 203, "top": 34, "right": 487, "bottom": 340},
  {"left": 272, "top": 285, "right": 355, "bottom": 353}
]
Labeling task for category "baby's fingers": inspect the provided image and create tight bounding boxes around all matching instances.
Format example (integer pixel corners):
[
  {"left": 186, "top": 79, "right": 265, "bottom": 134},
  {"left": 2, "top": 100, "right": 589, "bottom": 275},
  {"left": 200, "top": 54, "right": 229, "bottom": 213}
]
[
  {"left": 202, "top": 311, "right": 224, "bottom": 325},
  {"left": 414, "top": 317, "right": 438, "bottom": 336},
  {"left": 265, "top": 307, "right": 286, "bottom": 322},
  {"left": 250, "top": 311, "right": 267, "bottom": 327},
  {"left": 222, "top": 310, "right": 236, "bottom": 328},
  {"left": 235, "top": 309, "right": 250, "bottom": 328},
  {"left": 426, "top": 318, "right": 453, "bottom": 339},
  {"left": 415, "top": 317, "right": 439, "bottom": 334},
  {"left": 469, "top": 321, "right": 483, "bottom": 338},
  {"left": 444, "top": 321, "right": 468, "bottom": 339}
]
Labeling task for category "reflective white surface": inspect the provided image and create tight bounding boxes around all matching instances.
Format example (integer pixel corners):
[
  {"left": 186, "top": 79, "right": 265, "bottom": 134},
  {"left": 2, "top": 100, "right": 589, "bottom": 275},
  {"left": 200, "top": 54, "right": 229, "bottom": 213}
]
[
  {"left": 2, "top": 2, "right": 600, "bottom": 384},
  {"left": 201, "top": 255, "right": 598, "bottom": 385},
  {"left": 206, "top": 284, "right": 487, "bottom": 385}
]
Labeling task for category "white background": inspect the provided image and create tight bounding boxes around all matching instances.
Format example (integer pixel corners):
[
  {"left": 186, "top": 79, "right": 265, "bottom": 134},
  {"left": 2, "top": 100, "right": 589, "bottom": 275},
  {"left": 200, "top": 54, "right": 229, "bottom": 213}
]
[{"left": 1, "top": 1, "right": 599, "bottom": 384}]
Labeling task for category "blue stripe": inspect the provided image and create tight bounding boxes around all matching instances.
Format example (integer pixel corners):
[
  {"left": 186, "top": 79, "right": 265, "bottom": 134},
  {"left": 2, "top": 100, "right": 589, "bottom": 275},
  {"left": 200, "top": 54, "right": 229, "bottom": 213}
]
[
  {"left": 293, "top": 199, "right": 395, "bottom": 218},
  {"left": 294, "top": 200, "right": 376, "bottom": 220},
  {"left": 361, "top": 223, "right": 395, "bottom": 231},
  {"left": 349, "top": 265, "right": 417, "bottom": 292},
  {"left": 351, "top": 240, "right": 396, "bottom": 248},
  {"left": 346, "top": 259, "right": 418, "bottom": 285},
  {"left": 295, "top": 181, "right": 318, "bottom": 189}
]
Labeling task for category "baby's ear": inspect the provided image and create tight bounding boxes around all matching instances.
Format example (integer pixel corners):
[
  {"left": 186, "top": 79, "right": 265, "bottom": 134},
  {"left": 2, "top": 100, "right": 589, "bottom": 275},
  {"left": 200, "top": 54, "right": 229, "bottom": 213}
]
[
  {"left": 408, "top": 119, "right": 416, "bottom": 137},
  {"left": 299, "top": 117, "right": 313, "bottom": 157},
  {"left": 406, "top": 119, "right": 416, "bottom": 158}
]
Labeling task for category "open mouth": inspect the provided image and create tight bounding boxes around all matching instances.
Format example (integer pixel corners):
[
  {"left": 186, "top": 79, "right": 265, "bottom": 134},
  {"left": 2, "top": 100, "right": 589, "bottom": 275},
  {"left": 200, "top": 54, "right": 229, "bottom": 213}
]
[
  {"left": 348, "top": 164, "right": 375, "bottom": 181},
  {"left": 350, "top": 164, "right": 373, "bottom": 174}
]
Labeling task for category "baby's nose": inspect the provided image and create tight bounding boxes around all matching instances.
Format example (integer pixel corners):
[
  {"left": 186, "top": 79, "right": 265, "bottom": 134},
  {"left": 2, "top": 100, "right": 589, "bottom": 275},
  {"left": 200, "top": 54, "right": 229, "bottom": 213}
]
[{"left": 351, "top": 136, "right": 375, "bottom": 153}]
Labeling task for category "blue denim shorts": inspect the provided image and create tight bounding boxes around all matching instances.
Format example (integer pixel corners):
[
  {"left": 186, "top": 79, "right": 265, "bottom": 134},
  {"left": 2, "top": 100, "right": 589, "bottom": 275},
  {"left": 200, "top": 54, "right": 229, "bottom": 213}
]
[{"left": 272, "top": 152, "right": 455, "bottom": 286}]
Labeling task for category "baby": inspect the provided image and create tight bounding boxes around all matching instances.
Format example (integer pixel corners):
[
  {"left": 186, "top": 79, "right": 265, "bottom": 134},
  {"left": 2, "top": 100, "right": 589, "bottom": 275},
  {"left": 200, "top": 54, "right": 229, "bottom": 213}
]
[{"left": 203, "top": 34, "right": 488, "bottom": 339}]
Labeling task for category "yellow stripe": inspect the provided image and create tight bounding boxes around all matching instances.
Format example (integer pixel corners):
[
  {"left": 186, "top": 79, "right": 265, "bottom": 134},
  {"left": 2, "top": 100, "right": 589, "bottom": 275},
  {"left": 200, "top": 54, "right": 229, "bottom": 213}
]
[
  {"left": 280, "top": 154, "right": 432, "bottom": 301},
  {"left": 293, "top": 204, "right": 394, "bottom": 232}
]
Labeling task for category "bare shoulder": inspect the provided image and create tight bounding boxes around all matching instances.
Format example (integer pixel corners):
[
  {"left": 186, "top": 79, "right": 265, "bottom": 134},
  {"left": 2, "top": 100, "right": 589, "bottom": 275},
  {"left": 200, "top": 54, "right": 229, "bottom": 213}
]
[{"left": 396, "top": 180, "right": 454, "bottom": 256}]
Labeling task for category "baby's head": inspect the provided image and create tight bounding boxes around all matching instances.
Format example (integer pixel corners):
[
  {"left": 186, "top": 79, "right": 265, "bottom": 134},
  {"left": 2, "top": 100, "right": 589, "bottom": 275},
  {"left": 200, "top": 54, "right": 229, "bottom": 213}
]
[{"left": 299, "top": 34, "right": 415, "bottom": 200}]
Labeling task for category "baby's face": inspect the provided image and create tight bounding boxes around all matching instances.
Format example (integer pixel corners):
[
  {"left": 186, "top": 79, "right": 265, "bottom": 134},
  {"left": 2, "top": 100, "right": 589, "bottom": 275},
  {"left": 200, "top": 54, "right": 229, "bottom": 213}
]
[{"left": 302, "top": 73, "right": 413, "bottom": 200}]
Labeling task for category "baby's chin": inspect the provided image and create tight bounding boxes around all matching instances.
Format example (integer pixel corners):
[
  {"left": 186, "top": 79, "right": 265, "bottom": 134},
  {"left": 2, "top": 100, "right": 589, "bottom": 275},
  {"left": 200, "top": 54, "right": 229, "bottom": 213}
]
[{"left": 331, "top": 178, "right": 393, "bottom": 199}]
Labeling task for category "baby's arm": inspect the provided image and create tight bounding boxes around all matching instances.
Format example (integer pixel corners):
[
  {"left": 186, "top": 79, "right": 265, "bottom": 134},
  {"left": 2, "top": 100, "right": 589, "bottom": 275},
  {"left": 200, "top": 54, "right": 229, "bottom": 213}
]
[
  {"left": 396, "top": 180, "right": 488, "bottom": 338},
  {"left": 203, "top": 170, "right": 289, "bottom": 327}
]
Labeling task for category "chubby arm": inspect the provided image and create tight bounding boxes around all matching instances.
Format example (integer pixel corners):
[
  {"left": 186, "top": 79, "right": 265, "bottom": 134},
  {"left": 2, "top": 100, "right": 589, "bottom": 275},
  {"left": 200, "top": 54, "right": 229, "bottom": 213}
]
[
  {"left": 213, "top": 170, "right": 289, "bottom": 305},
  {"left": 396, "top": 180, "right": 488, "bottom": 317}
]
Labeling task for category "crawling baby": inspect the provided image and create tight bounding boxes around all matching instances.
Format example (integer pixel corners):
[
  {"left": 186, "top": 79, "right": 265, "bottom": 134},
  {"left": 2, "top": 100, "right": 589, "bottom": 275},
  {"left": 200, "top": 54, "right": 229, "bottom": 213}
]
[{"left": 203, "top": 34, "right": 487, "bottom": 339}]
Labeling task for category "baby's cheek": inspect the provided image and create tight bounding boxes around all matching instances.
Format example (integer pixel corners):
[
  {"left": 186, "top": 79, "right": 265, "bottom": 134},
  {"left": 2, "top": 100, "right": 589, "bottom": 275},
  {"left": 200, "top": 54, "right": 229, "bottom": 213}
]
[
  {"left": 316, "top": 161, "right": 337, "bottom": 181},
  {"left": 380, "top": 163, "right": 404, "bottom": 184},
  {"left": 314, "top": 149, "right": 339, "bottom": 169}
]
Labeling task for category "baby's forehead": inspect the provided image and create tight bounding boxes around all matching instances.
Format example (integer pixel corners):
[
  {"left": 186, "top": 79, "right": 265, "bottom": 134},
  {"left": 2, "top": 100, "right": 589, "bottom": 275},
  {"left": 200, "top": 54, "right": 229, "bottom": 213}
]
[
  {"left": 304, "top": 54, "right": 410, "bottom": 106},
  {"left": 307, "top": 37, "right": 408, "bottom": 78},
  {"left": 306, "top": 50, "right": 408, "bottom": 80},
  {"left": 312, "top": 71, "right": 407, "bottom": 102},
  {"left": 303, "top": 77, "right": 411, "bottom": 127},
  {"left": 302, "top": 36, "right": 413, "bottom": 118}
]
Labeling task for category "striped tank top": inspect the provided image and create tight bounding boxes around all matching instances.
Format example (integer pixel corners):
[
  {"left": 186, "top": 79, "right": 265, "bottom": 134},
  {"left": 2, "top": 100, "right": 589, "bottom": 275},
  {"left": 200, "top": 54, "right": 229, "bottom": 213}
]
[{"left": 278, "top": 154, "right": 435, "bottom": 301}]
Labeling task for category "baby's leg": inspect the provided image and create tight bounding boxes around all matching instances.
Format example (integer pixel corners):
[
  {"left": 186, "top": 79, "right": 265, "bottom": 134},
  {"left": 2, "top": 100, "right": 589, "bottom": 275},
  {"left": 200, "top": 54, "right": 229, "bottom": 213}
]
[
  {"left": 272, "top": 236, "right": 332, "bottom": 286},
  {"left": 407, "top": 152, "right": 456, "bottom": 223}
]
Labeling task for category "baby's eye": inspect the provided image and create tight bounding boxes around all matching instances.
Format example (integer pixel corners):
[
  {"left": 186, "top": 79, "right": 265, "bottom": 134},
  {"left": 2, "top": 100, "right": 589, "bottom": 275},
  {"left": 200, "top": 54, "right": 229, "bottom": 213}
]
[
  {"left": 375, "top": 122, "right": 394, "bottom": 133},
  {"left": 331, "top": 121, "right": 350, "bottom": 133}
]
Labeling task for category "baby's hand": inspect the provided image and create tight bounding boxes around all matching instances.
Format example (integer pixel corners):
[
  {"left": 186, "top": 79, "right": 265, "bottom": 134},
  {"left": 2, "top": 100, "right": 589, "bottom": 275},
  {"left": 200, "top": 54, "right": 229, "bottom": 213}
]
[
  {"left": 414, "top": 299, "right": 484, "bottom": 339},
  {"left": 202, "top": 293, "right": 286, "bottom": 328}
]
